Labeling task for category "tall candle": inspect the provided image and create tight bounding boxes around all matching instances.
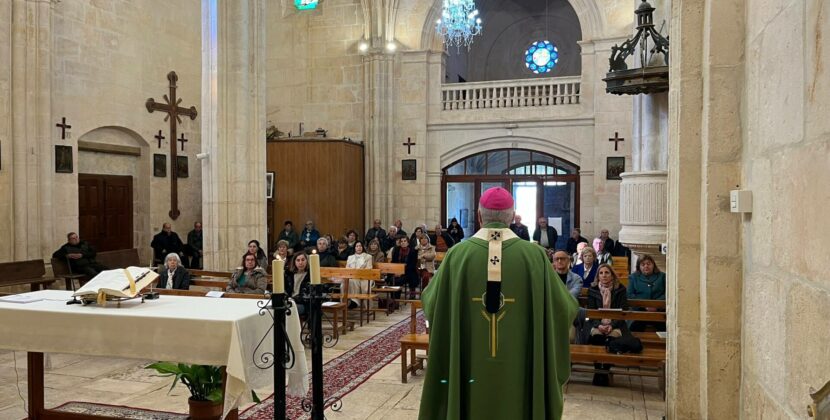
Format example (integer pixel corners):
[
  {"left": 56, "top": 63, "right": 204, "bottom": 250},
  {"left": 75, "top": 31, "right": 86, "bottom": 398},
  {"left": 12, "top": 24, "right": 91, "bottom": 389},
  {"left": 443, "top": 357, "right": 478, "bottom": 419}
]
[
  {"left": 309, "top": 252, "right": 321, "bottom": 285},
  {"left": 272, "top": 259, "right": 285, "bottom": 293}
]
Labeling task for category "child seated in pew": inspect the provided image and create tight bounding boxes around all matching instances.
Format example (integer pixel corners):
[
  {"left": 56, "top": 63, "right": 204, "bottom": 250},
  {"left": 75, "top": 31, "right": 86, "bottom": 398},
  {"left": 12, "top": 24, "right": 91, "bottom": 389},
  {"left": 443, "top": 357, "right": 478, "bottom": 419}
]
[{"left": 627, "top": 254, "right": 666, "bottom": 332}]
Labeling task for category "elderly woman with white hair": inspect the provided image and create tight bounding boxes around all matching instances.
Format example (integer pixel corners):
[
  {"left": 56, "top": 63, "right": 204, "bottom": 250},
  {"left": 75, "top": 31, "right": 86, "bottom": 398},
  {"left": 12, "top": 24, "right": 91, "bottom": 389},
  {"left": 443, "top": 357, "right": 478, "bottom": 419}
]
[{"left": 157, "top": 252, "right": 191, "bottom": 290}]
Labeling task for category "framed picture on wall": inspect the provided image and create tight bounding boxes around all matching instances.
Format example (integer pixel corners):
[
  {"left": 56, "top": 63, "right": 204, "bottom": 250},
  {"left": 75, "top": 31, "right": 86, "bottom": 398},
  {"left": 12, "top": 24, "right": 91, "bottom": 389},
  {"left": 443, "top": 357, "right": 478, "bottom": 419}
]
[
  {"left": 266, "top": 172, "right": 275, "bottom": 199},
  {"left": 153, "top": 154, "right": 166, "bottom": 177},
  {"left": 606, "top": 156, "right": 625, "bottom": 180},
  {"left": 55, "top": 145, "right": 73, "bottom": 173},
  {"left": 402, "top": 159, "right": 417, "bottom": 180},
  {"left": 176, "top": 156, "right": 189, "bottom": 178}
]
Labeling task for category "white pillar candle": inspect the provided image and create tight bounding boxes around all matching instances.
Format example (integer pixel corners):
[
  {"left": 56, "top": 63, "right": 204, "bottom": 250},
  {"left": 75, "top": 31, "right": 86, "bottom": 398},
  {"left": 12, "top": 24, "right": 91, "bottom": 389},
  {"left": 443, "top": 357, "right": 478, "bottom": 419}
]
[
  {"left": 272, "top": 259, "right": 285, "bottom": 293},
  {"left": 309, "top": 252, "right": 321, "bottom": 285}
]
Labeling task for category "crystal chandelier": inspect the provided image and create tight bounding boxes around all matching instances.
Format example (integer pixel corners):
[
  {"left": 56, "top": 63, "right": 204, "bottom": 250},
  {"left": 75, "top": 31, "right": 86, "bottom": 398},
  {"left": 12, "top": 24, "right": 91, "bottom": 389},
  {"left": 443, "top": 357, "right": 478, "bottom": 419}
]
[{"left": 435, "top": 0, "right": 483, "bottom": 49}]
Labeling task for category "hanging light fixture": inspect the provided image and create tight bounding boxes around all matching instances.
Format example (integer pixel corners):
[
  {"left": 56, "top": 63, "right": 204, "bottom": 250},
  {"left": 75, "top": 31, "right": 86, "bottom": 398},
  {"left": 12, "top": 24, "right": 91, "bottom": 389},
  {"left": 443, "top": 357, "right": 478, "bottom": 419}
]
[{"left": 435, "top": 0, "right": 483, "bottom": 49}]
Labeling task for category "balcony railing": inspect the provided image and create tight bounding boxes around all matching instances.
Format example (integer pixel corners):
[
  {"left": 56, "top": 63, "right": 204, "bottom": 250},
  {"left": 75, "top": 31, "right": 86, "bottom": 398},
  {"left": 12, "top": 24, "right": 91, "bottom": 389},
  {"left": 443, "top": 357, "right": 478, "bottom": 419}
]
[{"left": 440, "top": 76, "right": 581, "bottom": 111}]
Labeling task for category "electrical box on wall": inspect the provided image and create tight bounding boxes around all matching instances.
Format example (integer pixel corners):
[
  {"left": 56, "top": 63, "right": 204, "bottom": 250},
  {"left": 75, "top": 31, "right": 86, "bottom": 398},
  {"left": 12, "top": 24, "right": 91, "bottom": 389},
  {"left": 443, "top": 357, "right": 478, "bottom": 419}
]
[{"left": 730, "top": 190, "right": 752, "bottom": 213}]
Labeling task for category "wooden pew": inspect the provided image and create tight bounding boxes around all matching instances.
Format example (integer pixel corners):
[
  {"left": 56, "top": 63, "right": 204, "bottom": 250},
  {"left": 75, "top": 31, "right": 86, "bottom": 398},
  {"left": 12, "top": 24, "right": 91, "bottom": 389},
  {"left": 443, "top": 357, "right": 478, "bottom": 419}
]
[
  {"left": 190, "top": 269, "right": 233, "bottom": 278},
  {"left": 52, "top": 249, "right": 142, "bottom": 290},
  {"left": 571, "top": 308, "right": 667, "bottom": 397},
  {"left": 611, "top": 256, "right": 630, "bottom": 286},
  {"left": 322, "top": 267, "right": 382, "bottom": 327},
  {"left": 0, "top": 260, "right": 57, "bottom": 291}
]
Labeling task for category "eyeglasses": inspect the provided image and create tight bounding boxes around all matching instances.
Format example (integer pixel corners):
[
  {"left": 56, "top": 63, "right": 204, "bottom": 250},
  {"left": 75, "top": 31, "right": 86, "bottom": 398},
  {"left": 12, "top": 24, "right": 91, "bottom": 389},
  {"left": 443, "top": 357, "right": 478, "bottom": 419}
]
[{"left": 553, "top": 257, "right": 569, "bottom": 261}]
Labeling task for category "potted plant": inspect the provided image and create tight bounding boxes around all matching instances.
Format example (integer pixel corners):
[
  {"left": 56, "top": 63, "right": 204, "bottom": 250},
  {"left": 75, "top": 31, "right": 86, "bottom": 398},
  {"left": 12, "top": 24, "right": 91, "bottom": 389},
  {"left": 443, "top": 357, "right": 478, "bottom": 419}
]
[{"left": 146, "top": 362, "right": 223, "bottom": 420}]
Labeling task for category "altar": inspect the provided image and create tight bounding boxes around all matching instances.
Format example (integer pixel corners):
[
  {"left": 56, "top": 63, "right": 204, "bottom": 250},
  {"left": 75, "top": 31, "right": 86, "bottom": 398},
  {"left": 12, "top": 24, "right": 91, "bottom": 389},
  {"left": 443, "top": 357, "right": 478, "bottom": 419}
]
[{"left": 0, "top": 290, "right": 276, "bottom": 420}]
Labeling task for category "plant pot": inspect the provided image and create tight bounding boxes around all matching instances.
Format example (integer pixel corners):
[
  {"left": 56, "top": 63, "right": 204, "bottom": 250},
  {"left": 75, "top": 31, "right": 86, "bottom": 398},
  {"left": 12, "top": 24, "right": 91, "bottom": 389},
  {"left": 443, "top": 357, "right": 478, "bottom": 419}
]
[{"left": 188, "top": 397, "right": 222, "bottom": 420}]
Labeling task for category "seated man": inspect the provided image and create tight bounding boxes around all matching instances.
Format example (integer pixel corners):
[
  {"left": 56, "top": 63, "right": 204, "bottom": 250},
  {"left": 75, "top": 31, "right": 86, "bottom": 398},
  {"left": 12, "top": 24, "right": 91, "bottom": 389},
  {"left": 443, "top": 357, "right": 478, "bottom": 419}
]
[
  {"left": 150, "top": 223, "right": 184, "bottom": 265},
  {"left": 185, "top": 221, "right": 203, "bottom": 269},
  {"left": 52, "top": 232, "right": 108, "bottom": 277},
  {"left": 278, "top": 220, "right": 299, "bottom": 252}
]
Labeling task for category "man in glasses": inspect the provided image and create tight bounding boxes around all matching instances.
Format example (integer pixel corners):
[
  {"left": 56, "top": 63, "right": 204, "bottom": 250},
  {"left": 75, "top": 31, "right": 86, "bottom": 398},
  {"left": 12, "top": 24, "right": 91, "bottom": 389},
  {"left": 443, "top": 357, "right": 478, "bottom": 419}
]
[{"left": 552, "top": 249, "right": 582, "bottom": 301}]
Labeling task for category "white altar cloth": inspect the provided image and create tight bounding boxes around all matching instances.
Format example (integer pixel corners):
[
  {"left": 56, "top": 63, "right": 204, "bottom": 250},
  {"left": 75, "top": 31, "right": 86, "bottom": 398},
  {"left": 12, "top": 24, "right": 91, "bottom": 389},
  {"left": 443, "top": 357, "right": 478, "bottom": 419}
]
[{"left": 0, "top": 290, "right": 302, "bottom": 416}]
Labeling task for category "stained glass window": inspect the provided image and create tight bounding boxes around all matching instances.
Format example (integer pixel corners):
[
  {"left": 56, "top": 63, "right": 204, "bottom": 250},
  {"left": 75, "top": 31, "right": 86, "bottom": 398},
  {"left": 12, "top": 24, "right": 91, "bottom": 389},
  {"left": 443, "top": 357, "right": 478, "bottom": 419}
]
[
  {"left": 295, "top": 0, "right": 319, "bottom": 10},
  {"left": 524, "top": 40, "right": 559, "bottom": 74}
]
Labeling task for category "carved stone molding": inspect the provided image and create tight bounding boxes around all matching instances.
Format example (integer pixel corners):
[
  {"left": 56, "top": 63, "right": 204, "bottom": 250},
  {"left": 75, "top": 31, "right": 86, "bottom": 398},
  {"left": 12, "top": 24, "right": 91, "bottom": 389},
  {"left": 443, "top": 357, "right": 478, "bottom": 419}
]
[{"left": 618, "top": 170, "right": 667, "bottom": 246}]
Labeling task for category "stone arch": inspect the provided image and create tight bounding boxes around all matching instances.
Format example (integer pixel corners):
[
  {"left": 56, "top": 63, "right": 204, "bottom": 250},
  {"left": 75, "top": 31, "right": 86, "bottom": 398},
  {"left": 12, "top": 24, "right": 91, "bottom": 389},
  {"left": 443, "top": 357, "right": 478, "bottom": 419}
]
[
  {"left": 416, "top": 0, "right": 606, "bottom": 51},
  {"left": 440, "top": 135, "right": 582, "bottom": 170},
  {"left": 76, "top": 126, "right": 151, "bottom": 260}
]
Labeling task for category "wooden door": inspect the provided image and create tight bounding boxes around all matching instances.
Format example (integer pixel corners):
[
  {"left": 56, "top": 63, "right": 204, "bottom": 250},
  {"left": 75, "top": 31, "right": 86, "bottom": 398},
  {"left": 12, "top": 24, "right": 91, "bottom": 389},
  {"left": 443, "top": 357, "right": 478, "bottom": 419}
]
[{"left": 78, "top": 174, "right": 133, "bottom": 252}]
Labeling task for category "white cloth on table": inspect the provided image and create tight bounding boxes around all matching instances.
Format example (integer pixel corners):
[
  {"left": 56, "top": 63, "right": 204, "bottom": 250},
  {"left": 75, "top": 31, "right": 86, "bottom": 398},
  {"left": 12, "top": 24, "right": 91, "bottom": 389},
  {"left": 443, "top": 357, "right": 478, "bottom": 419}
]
[{"left": 0, "top": 290, "right": 308, "bottom": 418}]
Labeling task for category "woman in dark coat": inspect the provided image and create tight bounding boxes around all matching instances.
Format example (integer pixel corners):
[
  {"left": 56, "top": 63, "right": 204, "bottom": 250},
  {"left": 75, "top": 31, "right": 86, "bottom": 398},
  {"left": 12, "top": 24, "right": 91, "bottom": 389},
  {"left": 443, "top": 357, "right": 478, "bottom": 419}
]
[
  {"left": 157, "top": 253, "right": 191, "bottom": 290},
  {"left": 391, "top": 236, "right": 420, "bottom": 299},
  {"left": 284, "top": 252, "right": 311, "bottom": 315},
  {"left": 586, "top": 263, "right": 630, "bottom": 386},
  {"left": 447, "top": 217, "right": 464, "bottom": 244}
]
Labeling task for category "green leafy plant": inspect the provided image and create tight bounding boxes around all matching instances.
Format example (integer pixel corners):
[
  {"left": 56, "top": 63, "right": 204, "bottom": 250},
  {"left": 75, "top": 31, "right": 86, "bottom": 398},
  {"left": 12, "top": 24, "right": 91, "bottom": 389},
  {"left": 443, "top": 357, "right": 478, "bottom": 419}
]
[{"left": 146, "top": 362, "right": 223, "bottom": 403}]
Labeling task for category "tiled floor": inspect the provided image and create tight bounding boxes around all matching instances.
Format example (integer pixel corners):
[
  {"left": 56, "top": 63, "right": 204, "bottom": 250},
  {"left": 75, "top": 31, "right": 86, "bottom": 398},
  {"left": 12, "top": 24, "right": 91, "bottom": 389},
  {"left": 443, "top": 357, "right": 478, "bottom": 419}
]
[{"left": 0, "top": 307, "right": 665, "bottom": 419}]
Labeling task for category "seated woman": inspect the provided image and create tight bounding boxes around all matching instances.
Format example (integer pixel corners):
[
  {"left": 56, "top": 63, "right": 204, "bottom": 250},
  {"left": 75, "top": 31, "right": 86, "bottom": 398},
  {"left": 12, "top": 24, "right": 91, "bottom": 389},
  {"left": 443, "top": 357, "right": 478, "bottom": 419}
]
[
  {"left": 273, "top": 240, "right": 290, "bottom": 264},
  {"left": 245, "top": 240, "right": 269, "bottom": 271},
  {"left": 157, "top": 253, "right": 190, "bottom": 290},
  {"left": 587, "top": 263, "right": 630, "bottom": 386},
  {"left": 573, "top": 246, "right": 599, "bottom": 288},
  {"left": 430, "top": 224, "right": 455, "bottom": 251},
  {"left": 417, "top": 236, "right": 437, "bottom": 289},
  {"left": 334, "top": 238, "right": 353, "bottom": 261},
  {"left": 345, "top": 230, "right": 359, "bottom": 250},
  {"left": 227, "top": 254, "right": 268, "bottom": 294},
  {"left": 410, "top": 226, "right": 426, "bottom": 249},
  {"left": 627, "top": 254, "right": 666, "bottom": 332},
  {"left": 593, "top": 237, "right": 613, "bottom": 265},
  {"left": 315, "top": 237, "right": 338, "bottom": 267},
  {"left": 367, "top": 238, "right": 386, "bottom": 263},
  {"left": 392, "top": 236, "right": 420, "bottom": 299},
  {"left": 447, "top": 218, "right": 464, "bottom": 245},
  {"left": 345, "top": 241, "right": 373, "bottom": 309},
  {"left": 284, "top": 252, "right": 310, "bottom": 315}
]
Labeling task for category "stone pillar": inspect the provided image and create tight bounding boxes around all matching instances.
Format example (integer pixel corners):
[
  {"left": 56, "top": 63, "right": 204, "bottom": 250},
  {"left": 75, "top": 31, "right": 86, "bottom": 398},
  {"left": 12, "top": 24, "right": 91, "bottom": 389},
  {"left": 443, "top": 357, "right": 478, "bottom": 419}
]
[
  {"left": 10, "top": 0, "right": 52, "bottom": 260},
  {"left": 363, "top": 53, "right": 395, "bottom": 226},
  {"left": 619, "top": 0, "right": 670, "bottom": 269},
  {"left": 200, "top": 0, "right": 267, "bottom": 270},
  {"left": 667, "top": 0, "right": 745, "bottom": 418}
]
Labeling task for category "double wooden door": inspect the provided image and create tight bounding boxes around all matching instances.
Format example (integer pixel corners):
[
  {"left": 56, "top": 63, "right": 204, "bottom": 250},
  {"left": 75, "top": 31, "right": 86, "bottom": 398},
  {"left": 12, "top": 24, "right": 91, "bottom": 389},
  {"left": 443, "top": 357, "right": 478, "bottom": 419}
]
[{"left": 78, "top": 174, "right": 133, "bottom": 252}]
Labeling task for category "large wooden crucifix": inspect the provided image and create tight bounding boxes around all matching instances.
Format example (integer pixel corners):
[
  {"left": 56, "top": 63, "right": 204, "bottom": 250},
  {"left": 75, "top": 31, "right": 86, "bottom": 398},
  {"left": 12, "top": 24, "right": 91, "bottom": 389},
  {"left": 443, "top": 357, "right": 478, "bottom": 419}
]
[{"left": 146, "top": 71, "right": 198, "bottom": 220}]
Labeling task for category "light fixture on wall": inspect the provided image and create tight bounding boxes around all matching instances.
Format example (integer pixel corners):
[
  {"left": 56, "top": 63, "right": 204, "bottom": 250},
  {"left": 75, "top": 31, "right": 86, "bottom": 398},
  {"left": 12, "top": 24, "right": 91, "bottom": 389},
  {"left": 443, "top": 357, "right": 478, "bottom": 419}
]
[
  {"left": 435, "top": 0, "right": 483, "bottom": 50},
  {"left": 294, "top": 0, "right": 319, "bottom": 10}
]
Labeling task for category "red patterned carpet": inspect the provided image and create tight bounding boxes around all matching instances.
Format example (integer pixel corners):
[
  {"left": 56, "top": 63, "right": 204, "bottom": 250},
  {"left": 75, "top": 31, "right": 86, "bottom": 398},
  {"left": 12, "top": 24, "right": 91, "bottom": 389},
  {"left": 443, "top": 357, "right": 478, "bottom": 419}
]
[{"left": 241, "top": 310, "right": 427, "bottom": 420}]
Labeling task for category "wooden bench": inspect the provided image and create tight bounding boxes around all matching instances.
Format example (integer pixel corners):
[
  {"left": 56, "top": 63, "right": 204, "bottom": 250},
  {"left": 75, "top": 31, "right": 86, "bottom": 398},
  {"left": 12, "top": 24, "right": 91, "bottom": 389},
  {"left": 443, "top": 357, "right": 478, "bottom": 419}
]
[
  {"left": 611, "top": 256, "right": 629, "bottom": 286},
  {"left": 190, "top": 269, "right": 233, "bottom": 278},
  {"left": 321, "top": 267, "right": 382, "bottom": 327},
  {"left": 0, "top": 260, "right": 57, "bottom": 291},
  {"left": 400, "top": 300, "right": 429, "bottom": 383},
  {"left": 52, "top": 248, "right": 142, "bottom": 290},
  {"left": 572, "top": 308, "right": 667, "bottom": 397}
]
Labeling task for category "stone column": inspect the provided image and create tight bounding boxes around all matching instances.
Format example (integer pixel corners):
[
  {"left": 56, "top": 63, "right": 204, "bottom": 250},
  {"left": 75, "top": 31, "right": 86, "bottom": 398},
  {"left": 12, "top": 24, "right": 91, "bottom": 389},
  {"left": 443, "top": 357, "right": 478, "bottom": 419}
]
[
  {"left": 667, "top": 0, "right": 744, "bottom": 418},
  {"left": 10, "top": 0, "right": 52, "bottom": 260},
  {"left": 200, "top": 0, "right": 267, "bottom": 270},
  {"left": 618, "top": 0, "right": 670, "bottom": 269}
]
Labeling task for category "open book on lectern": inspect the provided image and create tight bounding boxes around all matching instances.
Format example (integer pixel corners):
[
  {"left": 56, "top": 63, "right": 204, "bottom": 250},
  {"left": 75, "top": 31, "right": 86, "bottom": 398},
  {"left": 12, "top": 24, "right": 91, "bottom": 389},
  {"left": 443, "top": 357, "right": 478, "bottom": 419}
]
[{"left": 73, "top": 267, "right": 158, "bottom": 301}]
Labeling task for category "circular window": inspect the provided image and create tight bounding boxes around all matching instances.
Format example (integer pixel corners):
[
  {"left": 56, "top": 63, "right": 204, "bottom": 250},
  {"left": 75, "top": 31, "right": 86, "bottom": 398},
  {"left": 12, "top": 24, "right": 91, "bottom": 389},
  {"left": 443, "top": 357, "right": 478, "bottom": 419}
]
[{"left": 524, "top": 40, "right": 559, "bottom": 74}]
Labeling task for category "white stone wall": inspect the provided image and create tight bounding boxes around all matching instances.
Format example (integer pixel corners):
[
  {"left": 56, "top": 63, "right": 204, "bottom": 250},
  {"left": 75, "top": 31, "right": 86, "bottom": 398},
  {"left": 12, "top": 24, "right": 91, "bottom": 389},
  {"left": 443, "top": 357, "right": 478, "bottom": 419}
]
[
  {"left": 0, "top": 2, "right": 12, "bottom": 261},
  {"left": 48, "top": 0, "right": 201, "bottom": 259},
  {"left": 265, "top": 0, "right": 365, "bottom": 140},
  {"left": 741, "top": 0, "right": 830, "bottom": 417}
]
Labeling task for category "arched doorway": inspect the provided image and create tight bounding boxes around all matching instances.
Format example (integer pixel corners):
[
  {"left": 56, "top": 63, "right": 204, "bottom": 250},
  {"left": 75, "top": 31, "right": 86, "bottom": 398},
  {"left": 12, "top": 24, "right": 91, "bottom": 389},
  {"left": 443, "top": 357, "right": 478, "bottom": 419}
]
[{"left": 441, "top": 149, "right": 579, "bottom": 247}]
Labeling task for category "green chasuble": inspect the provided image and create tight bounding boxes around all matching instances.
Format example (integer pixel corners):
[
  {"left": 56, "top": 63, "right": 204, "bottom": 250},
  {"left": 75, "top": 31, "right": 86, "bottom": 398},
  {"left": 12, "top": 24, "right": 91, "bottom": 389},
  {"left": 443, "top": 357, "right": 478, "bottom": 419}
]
[{"left": 419, "top": 222, "right": 578, "bottom": 420}]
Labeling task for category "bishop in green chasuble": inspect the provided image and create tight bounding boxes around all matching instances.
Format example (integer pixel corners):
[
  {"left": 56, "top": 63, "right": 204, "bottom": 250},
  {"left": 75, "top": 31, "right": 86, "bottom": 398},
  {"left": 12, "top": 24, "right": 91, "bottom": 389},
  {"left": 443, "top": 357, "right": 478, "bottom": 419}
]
[{"left": 420, "top": 188, "right": 578, "bottom": 420}]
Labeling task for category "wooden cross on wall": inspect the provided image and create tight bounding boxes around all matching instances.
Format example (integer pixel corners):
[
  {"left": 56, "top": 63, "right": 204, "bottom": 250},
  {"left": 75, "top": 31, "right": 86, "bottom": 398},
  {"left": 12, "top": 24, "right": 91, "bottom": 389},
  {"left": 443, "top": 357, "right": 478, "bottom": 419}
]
[
  {"left": 146, "top": 71, "right": 198, "bottom": 220},
  {"left": 403, "top": 137, "right": 416, "bottom": 154},
  {"left": 56, "top": 117, "right": 72, "bottom": 140},
  {"left": 609, "top": 132, "right": 625, "bottom": 151},
  {"left": 154, "top": 130, "right": 165, "bottom": 148},
  {"left": 178, "top": 133, "right": 188, "bottom": 151}
]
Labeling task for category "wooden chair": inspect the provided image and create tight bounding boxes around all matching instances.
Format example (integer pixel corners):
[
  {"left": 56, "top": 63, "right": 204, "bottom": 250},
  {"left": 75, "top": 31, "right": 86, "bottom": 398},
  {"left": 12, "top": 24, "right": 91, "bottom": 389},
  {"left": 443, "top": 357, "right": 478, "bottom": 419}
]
[
  {"left": 611, "top": 256, "right": 630, "bottom": 286},
  {"left": 50, "top": 258, "right": 86, "bottom": 290},
  {"left": 400, "top": 300, "right": 429, "bottom": 383}
]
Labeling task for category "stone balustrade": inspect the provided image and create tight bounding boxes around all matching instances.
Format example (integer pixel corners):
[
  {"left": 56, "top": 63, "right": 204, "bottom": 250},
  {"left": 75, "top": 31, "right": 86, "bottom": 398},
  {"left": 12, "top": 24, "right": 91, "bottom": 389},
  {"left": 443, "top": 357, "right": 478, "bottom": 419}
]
[{"left": 440, "top": 76, "right": 581, "bottom": 111}]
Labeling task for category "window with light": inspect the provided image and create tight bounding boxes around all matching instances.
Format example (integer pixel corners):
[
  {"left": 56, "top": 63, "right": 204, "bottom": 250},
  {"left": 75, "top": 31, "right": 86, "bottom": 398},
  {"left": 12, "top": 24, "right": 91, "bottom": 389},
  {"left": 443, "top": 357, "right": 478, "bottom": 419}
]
[
  {"left": 524, "top": 40, "right": 559, "bottom": 74},
  {"left": 295, "top": 0, "right": 319, "bottom": 10}
]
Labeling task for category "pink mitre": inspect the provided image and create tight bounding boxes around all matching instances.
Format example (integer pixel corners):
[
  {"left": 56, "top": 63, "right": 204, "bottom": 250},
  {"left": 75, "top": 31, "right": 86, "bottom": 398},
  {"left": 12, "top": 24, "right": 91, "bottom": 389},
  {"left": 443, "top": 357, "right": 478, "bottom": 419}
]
[{"left": 479, "top": 187, "right": 514, "bottom": 210}]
